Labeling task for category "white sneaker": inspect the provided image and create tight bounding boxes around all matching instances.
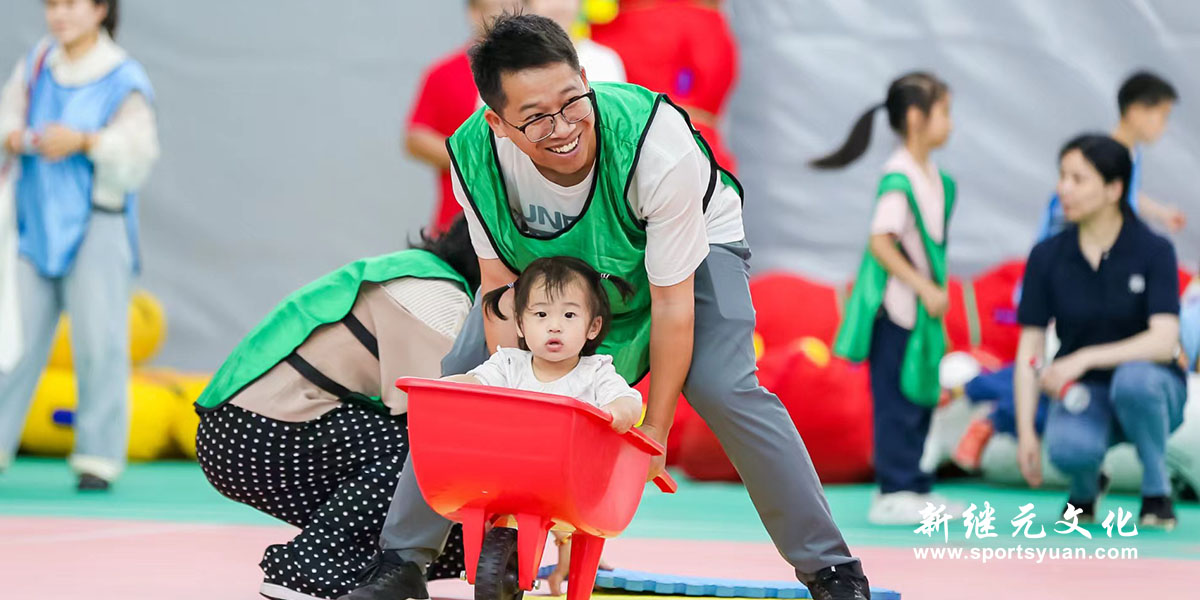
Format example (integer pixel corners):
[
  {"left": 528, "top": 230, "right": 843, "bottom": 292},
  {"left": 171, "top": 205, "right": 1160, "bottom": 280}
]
[
  {"left": 920, "top": 492, "right": 967, "bottom": 519},
  {"left": 260, "top": 582, "right": 329, "bottom": 600},
  {"left": 868, "top": 491, "right": 932, "bottom": 525},
  {"left": 869, "top": 491, "right": 966, "bottom": 525}
]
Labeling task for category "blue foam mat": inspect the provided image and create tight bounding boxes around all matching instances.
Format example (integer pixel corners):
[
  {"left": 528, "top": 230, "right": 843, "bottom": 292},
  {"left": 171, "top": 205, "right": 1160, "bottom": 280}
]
[{"left": 535, "top": 566, "right": 901, "bottom": 599}]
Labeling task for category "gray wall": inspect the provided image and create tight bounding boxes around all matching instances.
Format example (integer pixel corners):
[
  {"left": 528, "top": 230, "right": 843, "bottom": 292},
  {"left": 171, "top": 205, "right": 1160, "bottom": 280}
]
[
  {"left": 727, "top": 0, "right": 1199, "bottom": 282},
  {"left": 2, "top": 1, "right": 1197, "bottom": 370},
  {"left": 1, "top": 1, "right": 470, "bottom": 370}
]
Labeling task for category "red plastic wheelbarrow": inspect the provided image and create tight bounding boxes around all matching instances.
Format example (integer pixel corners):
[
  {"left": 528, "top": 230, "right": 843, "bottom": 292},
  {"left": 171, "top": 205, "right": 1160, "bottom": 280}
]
[{"left": 396, "top": 377, "right": 678, "bottom": 600}]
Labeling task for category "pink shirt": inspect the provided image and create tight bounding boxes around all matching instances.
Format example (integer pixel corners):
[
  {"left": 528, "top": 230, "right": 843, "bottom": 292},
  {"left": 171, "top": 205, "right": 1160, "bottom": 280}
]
[{"left": 869, "top": 147, "right": 946, "bottom": 330}]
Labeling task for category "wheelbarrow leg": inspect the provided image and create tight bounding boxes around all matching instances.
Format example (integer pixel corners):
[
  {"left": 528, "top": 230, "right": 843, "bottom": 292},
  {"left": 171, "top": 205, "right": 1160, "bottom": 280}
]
[
  {"left": 565, "top": 533, "right": 604, "bottom": 600},
  {"left": 460, "top": 508, "right": 487, "bottom": 585},
  {"left": 515, "top": 513, "right": 551, "bottom": 591}
]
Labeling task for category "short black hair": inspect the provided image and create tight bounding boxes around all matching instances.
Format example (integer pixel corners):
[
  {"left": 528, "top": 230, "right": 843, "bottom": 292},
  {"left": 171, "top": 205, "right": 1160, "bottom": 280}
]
[
  {"left": 468, "top": 13, "right": 581, "bottom": 111},
  {"left": 481, "top": 256, "right": 634, "bottom": 356},
  {"left": 1118, "top": 71, "right": 1178, "bottom": 115}
]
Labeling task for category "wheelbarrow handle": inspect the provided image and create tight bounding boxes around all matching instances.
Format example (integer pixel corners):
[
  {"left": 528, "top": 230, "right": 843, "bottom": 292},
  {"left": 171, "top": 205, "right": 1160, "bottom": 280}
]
[{"left": 653, "top": 470, "right": 679, "bottom": 494}]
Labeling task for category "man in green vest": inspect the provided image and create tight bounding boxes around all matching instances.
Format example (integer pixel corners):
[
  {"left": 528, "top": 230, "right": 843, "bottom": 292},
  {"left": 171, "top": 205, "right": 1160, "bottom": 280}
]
[{"left": 343, "top": 14, "right": 869, "bottom": 600}]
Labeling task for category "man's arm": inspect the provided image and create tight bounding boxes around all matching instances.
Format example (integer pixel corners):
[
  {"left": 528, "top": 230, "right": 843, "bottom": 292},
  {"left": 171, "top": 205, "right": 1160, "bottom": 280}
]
[
  {"left": 405, "top": 126, "right": 452, "bottom": 170},
  {"left": 1137, "top": 193, "right": 1186, "bottom": 233},
  {"left": 479, "top": 257, "right": 521, "bottom": 354},
  {"left": 641, "top": 274, "right": 696, "bottom": 473}
]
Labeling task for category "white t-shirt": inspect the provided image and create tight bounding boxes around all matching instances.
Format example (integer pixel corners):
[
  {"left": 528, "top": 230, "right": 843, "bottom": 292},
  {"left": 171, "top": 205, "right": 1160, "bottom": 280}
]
[
  {"left": 869, "top": 147, "right": 947, "bottom": 330},
  {"left": 468, "top": 347, "right": 640, "bottom": 409},
  {"left": 454, "top": 103, "right": 744, "bottom": 287},
  {"left": 576, "top": 39, "right": 626, "bottom": 83}
]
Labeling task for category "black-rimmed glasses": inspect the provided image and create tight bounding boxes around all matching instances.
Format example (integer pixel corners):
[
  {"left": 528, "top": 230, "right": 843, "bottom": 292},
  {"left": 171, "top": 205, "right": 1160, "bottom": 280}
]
[{"left": 498, "top": 90, "right": 595, "bottom": 143}]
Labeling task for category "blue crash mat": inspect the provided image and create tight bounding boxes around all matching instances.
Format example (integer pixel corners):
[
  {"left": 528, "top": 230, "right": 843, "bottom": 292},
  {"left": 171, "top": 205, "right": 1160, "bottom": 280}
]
[{"left": 535, "top": 566, "right": 901, "bottom": 599}]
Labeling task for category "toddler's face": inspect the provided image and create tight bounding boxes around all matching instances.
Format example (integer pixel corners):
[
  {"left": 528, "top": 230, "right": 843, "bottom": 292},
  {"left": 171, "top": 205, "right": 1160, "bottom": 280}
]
[{"left": 517, "top": 277, "right": 602, "bottom": 363}]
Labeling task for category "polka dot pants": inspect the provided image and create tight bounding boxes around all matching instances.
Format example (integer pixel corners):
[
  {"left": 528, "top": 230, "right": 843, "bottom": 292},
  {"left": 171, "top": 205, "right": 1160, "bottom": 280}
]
[{"left": 196, "top": 403, "right": 465, "bottom": 599}]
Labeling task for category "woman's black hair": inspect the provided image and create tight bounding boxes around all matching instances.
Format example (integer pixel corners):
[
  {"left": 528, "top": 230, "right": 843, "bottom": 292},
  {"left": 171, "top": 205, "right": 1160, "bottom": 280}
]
[
  {"left": 95, "top": 0, "right": 118, "bottom": 38},
  {"left": 1059, "top": 133, "right": 1135, "bottom": 219},
  {"left": 810, "top": 71, "right": 949, "bottom": 169},
  {"left": 408, "top": 215, "right": 481, "bottom": 292},
  {"left": 481, "top": 256, "right": 634, "bottom": 356}
]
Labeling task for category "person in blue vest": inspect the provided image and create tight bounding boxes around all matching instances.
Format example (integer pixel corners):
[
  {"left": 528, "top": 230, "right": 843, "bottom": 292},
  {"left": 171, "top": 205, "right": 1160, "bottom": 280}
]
[
  {"left": 0, "top": 0, "right": 158, "bottom": 491},
  {"left": 1183, "top": 272, "right": 1199, "bottom": 375}
]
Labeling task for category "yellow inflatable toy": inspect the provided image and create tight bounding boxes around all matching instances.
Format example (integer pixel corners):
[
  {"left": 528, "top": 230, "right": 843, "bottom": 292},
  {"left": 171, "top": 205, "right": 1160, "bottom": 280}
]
[
  {"left": 753, "top": 331, "right": 765, "bottom": 361},
  {"left": 47, "top": 290, "right": 166, "bottom": 369},
  {"left": 796, "top": 336, "right": 832, "bottom": 369},
  {"left": 572, "top": 0, "right": 619, "bottom": 40},
  {"left": 20, "top": 370, "right": 179, "bottom": 461},
  {"left": 583, "top": 0, "right": 618, "bottom": 24},
  {"left": 139, "top": 368, "right": 210, "bottom": 459}
]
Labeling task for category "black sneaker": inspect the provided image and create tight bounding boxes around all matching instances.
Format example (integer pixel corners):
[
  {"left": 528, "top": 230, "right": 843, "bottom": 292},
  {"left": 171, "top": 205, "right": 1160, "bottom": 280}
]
[
  {"left": 1139, "top": 496, "right": 1177, "bottom": 531},
  {"left": 806, "top": 564, "right": 870, "bottom": 600},
  {"left": 338, "top": 551, "right": 429, "bottom": 600},
  {"left": 1064, "top": 473, "right": 1110, "bottom": 524},
  {"left": 1064, "top": 499, "right": 1097, "bottom": 524},
  {"left": 77, "top": 473, "right": 110, "bottom": 492}
]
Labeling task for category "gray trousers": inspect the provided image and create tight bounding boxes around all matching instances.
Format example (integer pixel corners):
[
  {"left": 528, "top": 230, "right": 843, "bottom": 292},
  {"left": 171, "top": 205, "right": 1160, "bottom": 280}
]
[
  {"left": 0, "top": 213, "right": 132, "bottom": 480},
  {"left": 379, "top": 242, "right": 861, "bottom": 582}
]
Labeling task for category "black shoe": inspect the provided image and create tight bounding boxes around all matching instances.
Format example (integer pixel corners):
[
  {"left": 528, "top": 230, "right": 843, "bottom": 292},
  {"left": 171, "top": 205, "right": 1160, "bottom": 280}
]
[
  {"left": 77, "top": 473, "right": 110, "bottom": 492},
  {"left": 1139, "top": 496, "right": 1177, "bottom": 531},
  {"left": 807, "top": 564, "right": 870, "bottom": 600},
  {"left": 1064, "top": 499, "right": 1097, "bottom": 524},
  {"left": 339, "top": 551, "right": 429, "bottom": 600},
  {"left": 1064, "top": 473, "right": 1110, "bottom": 524}
]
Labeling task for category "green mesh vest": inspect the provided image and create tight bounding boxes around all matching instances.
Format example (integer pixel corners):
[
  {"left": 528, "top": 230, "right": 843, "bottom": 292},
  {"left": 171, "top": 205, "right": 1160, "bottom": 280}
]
[
  {"left": 196, "top": 250, "right": 471, "bottom": 413},
  {"left": 833, "top": 172, "right": 956, "bottom": 406},
  {"left": 447, "top": 81, "right": 741, "bottom": 384}
]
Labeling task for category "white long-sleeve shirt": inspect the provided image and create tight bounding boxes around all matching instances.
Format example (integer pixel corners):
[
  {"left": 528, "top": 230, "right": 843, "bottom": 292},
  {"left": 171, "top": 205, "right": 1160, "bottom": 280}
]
[{"left": 0, "top": 33, "right": 159, "bottom": 210}]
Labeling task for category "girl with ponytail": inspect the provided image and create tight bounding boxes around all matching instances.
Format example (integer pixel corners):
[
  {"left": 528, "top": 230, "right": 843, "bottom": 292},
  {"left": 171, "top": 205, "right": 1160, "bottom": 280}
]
[{"left": 824, "top": 72, "right": 961, "bottom": 525}]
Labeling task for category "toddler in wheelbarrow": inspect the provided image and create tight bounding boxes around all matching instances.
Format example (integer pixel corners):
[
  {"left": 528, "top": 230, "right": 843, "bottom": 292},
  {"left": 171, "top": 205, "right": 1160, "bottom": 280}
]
[{"left": 400, "top": 257, "right": 676, "bottom": 600}]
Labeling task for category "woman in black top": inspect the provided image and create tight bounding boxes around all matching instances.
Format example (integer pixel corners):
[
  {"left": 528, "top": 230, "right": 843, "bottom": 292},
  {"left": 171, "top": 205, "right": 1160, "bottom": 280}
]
[{"left": 1013, "top": 134, "right": 1185, "bottom": 530}]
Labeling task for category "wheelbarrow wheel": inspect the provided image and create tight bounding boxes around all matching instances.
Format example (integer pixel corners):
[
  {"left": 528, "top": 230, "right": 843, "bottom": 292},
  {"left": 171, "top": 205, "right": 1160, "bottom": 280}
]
[{"left": 475, "top": 527, "right": 523, "bottom": 600}]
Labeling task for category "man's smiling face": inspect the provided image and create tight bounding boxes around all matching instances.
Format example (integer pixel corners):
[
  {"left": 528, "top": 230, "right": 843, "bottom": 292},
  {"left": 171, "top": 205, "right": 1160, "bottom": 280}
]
[{"left": 485, "top": 63, "right": 596, "bottom": 184}]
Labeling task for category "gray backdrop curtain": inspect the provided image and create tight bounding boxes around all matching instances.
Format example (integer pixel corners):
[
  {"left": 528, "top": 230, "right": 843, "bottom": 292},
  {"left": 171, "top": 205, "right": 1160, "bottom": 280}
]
[{"left": 1, "top": 1, "right": 1195, "bottom": 370}]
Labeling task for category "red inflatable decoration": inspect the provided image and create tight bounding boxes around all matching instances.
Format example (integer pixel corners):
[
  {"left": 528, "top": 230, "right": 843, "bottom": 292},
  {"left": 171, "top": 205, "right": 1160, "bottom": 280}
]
[
  {"left": 592, "top": 0, "right": 739, "bottom": 171},
  {"left": 677, "top": 341, "right": 874, "bottom": 484},
  {"left": 943, "top": 261, "right": 1025, "bottom": 363},
  {"left": 748, "top": 272, "right": 843, "bottom": 351}
]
